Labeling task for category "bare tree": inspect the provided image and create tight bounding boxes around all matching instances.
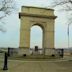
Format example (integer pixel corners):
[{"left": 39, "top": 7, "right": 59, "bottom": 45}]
[
  {"left": 0, "top": 0, "right": 16, "bottom": 32},
  {"left": 52, "top": 0, "right": 72, "bottom": 48},
  {"left": 52, "top": 0, "right": 72, "bottom": 11},
  {"left": 52, "top": 0, "right": 72, "bottom": 24}
]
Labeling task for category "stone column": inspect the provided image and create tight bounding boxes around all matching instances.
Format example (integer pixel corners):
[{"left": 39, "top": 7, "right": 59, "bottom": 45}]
[
  {"left": 43, "top": 30, "right": 54, "bottom": 55},
  {"left": 20, "top": 29, "right": 30, "bottom": 48},
  {"left": 19, "top": 16, "right": 30, "bottom": 48},
  {"left": 19, "top": 17, "right": 30, "bottom": 55},
  {"left": 44, "top": 31, "right": 54, "bottom": 48},
  {"left": 19, "top": 29, "right": 30, "bottom": 55},
  {"left": 43, "top": 20, "right": 55, "bottom": 55}
]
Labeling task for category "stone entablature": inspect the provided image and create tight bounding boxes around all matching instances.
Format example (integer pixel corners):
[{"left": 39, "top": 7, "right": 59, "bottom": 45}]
[{"left": 21, "top": 6, "right": 55, "bottom": 17}]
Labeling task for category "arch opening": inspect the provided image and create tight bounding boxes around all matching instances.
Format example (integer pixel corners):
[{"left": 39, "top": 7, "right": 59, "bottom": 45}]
[{"left": 30, "top": 25, "right": 43, "bottom": 49}]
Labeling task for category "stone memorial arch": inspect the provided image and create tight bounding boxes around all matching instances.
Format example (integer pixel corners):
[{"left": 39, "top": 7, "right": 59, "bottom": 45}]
[{"left": 19, "top": 6, "right": 57, "bottom": 55}]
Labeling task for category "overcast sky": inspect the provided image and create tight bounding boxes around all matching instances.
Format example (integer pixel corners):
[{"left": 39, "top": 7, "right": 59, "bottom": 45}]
[{"left": 0, "top": 0, "right": 72, "bottom": 48}]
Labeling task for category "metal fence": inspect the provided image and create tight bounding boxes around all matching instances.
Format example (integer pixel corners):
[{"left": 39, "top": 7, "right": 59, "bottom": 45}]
[{"left": 0, "top": 47, "right": 72, "bottom": 56}]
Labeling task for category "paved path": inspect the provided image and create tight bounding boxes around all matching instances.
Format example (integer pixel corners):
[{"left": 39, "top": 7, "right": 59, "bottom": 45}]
[
  {"left": 1, "top": 52, "right": 72, "bottom": 72},
  {"left": 0, "top": 59, "right": 72, "bottom": 72}
]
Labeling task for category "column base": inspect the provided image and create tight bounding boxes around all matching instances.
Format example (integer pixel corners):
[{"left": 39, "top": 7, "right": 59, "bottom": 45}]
[
  {"left": 44, "top": 48, "right": 55, "bottom": 55},
  {"left": 19, "top": 48, "right": 30, "bottom": 55}
]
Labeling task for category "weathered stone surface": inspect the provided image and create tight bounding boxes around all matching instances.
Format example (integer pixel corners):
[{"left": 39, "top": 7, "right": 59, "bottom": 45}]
[{"left": 19, "top": 6, "right": 57, "bottom": 55}]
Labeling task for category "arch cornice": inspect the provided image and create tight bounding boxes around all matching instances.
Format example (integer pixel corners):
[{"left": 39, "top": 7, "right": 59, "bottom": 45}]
[{"left": 19, "top": 13, "right": 57, "bottom": 19}]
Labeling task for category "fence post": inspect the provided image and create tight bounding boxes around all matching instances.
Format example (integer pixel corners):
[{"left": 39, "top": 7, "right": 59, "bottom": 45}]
[{"left": 3, "top": 52, "right": 8, "bottom": 70}]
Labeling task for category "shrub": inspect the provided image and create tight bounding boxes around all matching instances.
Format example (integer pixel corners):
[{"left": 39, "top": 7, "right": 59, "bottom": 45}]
[
  {"left": 51, "top": 54, "right": 55, "bottom": 57},
  {"left": 23, "top": 54, "right": 26, "bottom": 57}
]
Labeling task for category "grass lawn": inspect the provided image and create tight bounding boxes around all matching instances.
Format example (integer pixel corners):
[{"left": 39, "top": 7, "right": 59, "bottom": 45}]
[{"left": 8, "top": 54, "right": 62, "bottom": 61}]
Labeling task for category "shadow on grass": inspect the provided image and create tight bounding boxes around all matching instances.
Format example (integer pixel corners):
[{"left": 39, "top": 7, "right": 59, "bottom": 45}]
[{"left": 8, "top": 55, "right": 62, "bottom": 61}]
